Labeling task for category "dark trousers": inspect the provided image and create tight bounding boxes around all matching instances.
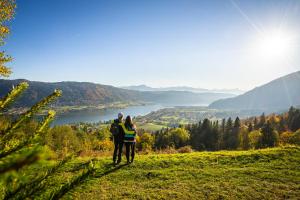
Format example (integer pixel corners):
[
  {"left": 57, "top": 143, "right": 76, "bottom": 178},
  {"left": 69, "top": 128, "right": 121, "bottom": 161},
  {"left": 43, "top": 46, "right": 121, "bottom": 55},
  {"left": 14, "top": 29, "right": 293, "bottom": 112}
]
[
  {"left": 113, "top": 137, "right": 123, "bottom": 162},
  {"left": 125, "top": 142, "right": 135, "bottom": 162}
]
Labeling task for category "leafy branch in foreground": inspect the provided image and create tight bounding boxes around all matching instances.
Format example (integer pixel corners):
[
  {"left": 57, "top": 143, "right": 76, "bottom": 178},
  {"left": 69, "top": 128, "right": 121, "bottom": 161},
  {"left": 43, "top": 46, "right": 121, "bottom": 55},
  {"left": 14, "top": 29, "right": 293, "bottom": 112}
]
[
  {"left": 4, "top": 155, "right": 73, "bottom": 200},
  {"left": 0, "top": 66, "right": 62, "bottom": 197},
  {"left": 0, "top": 146, "right": 41, "bottom": 174},
  {"left": 36, "top": 110, "right": 56, "bottom": 134},
  {"left": 0, "top": 82, "right": 28, "bottom": 110},
  {"left": 0, "top": 109, "right": 58, "bottom": 159},
  {"left": 2, "top": 89, "right": 62, "bottom": 138}
]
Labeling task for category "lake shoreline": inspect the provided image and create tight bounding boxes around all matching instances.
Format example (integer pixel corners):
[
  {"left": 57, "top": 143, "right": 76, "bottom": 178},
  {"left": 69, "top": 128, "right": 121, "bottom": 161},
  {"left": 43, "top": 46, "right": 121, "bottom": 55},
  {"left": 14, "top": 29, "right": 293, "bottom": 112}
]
[
  {"left": 4, "top": 101, "right": 150, "bottom": 115},
  {"left": 52, "top": 103, "right": 166, "bottom": 125}
]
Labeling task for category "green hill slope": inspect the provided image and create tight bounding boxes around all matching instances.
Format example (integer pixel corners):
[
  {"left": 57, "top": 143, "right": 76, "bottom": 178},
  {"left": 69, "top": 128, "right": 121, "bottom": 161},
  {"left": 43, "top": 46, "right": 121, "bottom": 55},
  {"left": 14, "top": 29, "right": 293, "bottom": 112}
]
[
  {"left": 9, "top": 146, "right": 299, "bottom": 200},
  {"left": 209, "top": 71, "right": 300, "bottom": 112}
]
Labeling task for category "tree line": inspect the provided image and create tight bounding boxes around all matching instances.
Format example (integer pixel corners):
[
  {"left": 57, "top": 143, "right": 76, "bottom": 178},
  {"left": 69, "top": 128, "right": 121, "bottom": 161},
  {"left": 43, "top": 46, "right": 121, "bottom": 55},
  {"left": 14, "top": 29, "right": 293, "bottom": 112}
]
[
  {"left": 21, "top": 106, "right": 299, "bottom": 155},
  {"left": 152, "top": 106, "right": 300, "bottom": 151}
]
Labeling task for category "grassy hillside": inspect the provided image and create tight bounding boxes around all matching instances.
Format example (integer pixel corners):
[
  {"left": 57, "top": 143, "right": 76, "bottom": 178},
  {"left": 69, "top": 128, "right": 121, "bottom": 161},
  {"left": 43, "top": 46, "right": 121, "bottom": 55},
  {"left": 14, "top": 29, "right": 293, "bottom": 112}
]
[{"left": 4, "top": 146, "right": 299, "bottom": 199}]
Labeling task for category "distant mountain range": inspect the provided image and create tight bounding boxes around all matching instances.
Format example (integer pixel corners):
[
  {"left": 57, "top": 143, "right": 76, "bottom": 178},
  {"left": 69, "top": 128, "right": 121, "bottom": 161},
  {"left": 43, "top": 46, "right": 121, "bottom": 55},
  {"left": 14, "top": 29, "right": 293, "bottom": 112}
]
[
  {"left": 121, "top": 85, "right": 244, "bottom": 95},
  {"left": 0, "top": 79, "right": 236, "bottom": 108},
  {"left": 209, "top": 71, "right": 300, "bottom": 112}
]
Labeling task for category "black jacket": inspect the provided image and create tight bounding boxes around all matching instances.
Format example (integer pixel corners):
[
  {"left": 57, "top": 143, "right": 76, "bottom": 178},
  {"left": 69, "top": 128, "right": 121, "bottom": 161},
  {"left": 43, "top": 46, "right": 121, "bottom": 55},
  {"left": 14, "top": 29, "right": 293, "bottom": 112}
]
[{"left": 113, "top": 119, "right": 125, "bottom": 142}]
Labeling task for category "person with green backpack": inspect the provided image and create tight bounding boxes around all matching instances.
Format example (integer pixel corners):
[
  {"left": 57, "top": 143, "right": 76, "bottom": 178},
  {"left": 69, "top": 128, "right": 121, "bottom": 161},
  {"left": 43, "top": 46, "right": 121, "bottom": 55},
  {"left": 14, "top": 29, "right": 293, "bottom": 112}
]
[{"left": 122, "top": 115, "right": 137, "bottom": 164}]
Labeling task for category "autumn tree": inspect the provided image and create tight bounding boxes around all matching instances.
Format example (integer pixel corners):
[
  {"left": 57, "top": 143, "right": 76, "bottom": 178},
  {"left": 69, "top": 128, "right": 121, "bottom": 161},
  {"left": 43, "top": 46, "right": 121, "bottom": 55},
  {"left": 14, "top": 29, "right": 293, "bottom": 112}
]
[{"left": 0, "top": 0, "right": 15, "bottom": 77}]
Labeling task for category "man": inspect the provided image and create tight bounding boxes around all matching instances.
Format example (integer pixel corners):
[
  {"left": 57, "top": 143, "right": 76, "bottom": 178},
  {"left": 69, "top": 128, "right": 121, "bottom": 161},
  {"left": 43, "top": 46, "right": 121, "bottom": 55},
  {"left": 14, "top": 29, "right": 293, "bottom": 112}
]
[{"left": 110, "top": 112, "right": 125, "bottom": 164}]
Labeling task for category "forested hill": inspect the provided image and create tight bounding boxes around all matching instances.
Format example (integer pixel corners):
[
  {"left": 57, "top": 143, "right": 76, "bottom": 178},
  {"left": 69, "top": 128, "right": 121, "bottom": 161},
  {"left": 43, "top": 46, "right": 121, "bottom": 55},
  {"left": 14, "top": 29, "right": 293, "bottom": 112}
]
[
  {"left": 0, "top": 79, "right": 235, "bottom": 108},
  {"left": 209, "top": 71, "right": 300, "bottom": 112},
  {"left": 0, "top": 79, "right": 142, "bottom": 107}
]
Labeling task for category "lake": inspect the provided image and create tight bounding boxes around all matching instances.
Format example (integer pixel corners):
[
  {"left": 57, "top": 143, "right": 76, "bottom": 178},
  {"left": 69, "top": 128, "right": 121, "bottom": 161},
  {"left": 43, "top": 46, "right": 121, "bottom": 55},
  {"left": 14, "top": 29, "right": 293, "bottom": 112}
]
[{"left": 52, "top": 104, "right": 166, "bottom": 125}]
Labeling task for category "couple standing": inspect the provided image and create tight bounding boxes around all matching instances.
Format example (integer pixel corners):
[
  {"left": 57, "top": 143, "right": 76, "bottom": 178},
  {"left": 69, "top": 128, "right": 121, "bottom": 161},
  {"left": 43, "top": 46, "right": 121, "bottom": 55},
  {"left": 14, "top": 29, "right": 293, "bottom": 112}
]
[{"left": 110, "top": 112, "right": 137, "bottom": 164}]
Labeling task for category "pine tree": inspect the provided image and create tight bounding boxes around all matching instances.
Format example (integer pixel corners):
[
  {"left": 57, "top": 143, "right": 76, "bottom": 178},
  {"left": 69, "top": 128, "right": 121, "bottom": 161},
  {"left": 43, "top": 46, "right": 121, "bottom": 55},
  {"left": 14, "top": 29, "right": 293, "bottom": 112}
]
[
  {"left": 261, "top": 121, "right": 278, "bottom": 147},
  {"left": 278, "top": 115, "right": 286, "bottom": 133},
  {"left": 221, "top": 118, "right": 226, "bottom": 134},
  {"left": 287, "top": 106, "right": 300, "bottom": 132},
  {"left": 240, "top": 128, "right": 250, "bottom": 150},
  {"left": 288, "top": 106, "right": 295, "bottom": 125},
  {"left": 253, "top": 117, "right": 258, "bottom": 130},
  {"left": 230, "top": 117, "right": 241, "bottom": 149},
  {"left": 223, "top": 117, "right": 233, "bottom": 149},
  {"left": 248, "top": 122, "right": 253, "bottom": 132},
  {"left": 0, "top": 0, "right": 62, "bottom": 189},
  {"left": 218, "top": 118, "right": 226, "bottom": 149},
  {"left": 200, "top": 118, "right": 211, "bottom": 150},
  {"left": 258, "top": 113, "right": 266, "bottom": 128},
  {"left": 190, "top": 120, "right": 202, "bottom": 150}
]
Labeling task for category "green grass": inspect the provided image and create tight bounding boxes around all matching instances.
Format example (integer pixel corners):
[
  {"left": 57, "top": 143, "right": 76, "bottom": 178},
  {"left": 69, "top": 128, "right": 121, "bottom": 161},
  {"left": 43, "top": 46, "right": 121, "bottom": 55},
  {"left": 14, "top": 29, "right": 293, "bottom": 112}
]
[{"left": 2, "top": 146, "right": 300, "bottom": 200}]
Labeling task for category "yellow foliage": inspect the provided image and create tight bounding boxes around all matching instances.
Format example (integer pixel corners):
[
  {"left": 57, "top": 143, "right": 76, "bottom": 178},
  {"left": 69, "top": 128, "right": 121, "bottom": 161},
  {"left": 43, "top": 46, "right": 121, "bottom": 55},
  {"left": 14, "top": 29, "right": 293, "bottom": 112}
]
[
  {"left": 0, "top": 65, "right": 11, "bottom": 77},
  {"left": 0, "top": 0, "right": 16, "bottom": 77},
  {"left": 0, "top": 26, "right": 9, "bottom": 34},
  {"left": 94, "top": 139, "right": 114, "bottom": 151},
  {"left": 280, "top": 131, "right": 294, "bottom": 145}
]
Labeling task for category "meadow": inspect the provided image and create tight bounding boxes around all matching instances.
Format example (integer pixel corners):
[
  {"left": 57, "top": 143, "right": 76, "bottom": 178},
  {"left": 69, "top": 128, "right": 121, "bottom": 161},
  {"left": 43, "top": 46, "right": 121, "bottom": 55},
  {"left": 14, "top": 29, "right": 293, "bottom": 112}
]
[{"left": 2, "top": 146, "right": 299, "bottom": 200}]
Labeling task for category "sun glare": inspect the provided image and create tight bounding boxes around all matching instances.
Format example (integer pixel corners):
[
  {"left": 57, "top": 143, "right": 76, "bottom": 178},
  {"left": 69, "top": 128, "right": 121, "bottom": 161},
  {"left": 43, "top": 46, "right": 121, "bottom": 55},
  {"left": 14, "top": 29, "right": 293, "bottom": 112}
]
[{"left": 255, "top": 30, "right": 294, "bottom": 59}]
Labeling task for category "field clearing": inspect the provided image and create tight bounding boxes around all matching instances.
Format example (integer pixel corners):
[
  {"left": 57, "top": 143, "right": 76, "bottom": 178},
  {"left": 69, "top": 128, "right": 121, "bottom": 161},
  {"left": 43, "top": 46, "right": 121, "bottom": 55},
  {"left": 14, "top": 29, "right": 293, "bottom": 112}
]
[{"left": 137, "top": 122, "right": 167, "bottom": 131}]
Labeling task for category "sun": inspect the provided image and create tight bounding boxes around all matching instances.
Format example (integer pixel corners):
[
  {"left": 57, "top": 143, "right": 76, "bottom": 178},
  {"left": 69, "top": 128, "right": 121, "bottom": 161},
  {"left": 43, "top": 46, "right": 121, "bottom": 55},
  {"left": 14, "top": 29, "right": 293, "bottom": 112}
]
[{"left": 255, "top": 30, "right": 293, "bottom": 59}]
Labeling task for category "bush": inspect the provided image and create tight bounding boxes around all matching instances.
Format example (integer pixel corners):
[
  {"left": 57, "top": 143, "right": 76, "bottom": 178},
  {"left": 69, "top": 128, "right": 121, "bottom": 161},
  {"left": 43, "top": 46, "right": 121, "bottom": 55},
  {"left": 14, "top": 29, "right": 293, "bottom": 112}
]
[
  {"left": 279, "top": 131, "right": 294, "bottom": 145},
  {"left": 45, "top": 125, "right": 81, "bottom": 156},
  {"left": 155, "top": 128, "right": 190, "bottom": 149},
  {"left": 248, "top": 130, "right": 262, "bottom": 149},
  {"left": 94, "top": 139, "right": 114, "bottom": 151},
  {"left": 177, "top": 145, "right": 193, "bottom": 153},
  {"left": 137, "top": 133, "right": 154, "bottom": 152},
  {"left": 156, "top": 146, "right": 177, "bottom": 154},
  {"left": 168, "top": 128, "right": 190, "bottom": 148},
  {"left": 97, "top": 126, "right": 111, "bottom": 140},
  {"left": 291, "top": 129, "right": 300, "bottom": 145}
]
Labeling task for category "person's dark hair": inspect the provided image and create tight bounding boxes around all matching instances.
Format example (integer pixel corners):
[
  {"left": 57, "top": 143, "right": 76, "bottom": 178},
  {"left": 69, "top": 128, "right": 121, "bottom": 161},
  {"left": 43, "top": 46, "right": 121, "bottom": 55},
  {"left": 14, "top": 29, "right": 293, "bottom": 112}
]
[{"left": 125, "top": 115, "right": 133, "bottom": 128}]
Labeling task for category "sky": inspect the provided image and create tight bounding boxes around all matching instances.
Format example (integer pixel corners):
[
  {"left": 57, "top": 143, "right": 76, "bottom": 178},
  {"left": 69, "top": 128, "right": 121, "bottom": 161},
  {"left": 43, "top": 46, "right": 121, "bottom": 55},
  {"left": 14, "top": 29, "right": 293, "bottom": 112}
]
[{"left": 3, "top": 0, "right": 300, "bottom": 90}]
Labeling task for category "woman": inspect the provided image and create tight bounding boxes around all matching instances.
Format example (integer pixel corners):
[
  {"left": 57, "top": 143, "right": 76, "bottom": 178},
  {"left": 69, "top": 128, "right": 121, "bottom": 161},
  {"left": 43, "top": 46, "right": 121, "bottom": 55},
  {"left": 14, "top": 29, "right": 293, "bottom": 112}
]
[{"left": 124, "top": 115, "right": 137, "bottom": 164}]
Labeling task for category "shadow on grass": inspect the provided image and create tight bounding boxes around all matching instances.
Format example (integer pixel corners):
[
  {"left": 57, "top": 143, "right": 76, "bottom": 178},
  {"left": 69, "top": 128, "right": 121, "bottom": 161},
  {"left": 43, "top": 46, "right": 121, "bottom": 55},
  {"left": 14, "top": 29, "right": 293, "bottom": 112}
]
[
  {"left": 54, "top": 163, "right": 129, "bottom": 200},
  {"left": 93, "top": 163, "right": 128, "bottom": 178}
]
